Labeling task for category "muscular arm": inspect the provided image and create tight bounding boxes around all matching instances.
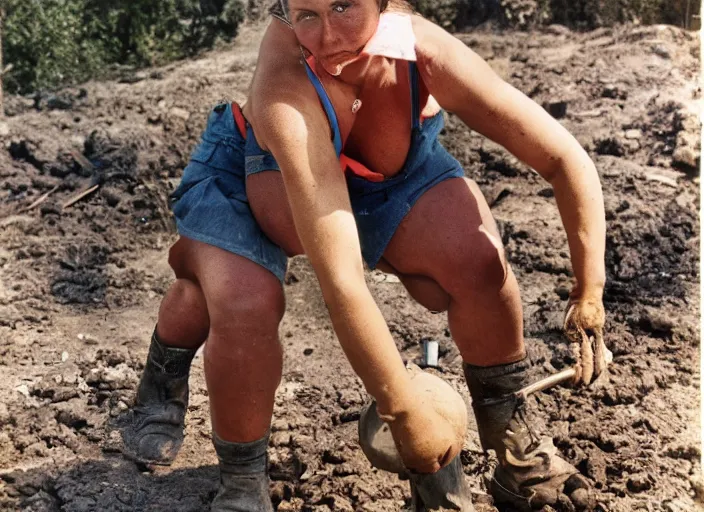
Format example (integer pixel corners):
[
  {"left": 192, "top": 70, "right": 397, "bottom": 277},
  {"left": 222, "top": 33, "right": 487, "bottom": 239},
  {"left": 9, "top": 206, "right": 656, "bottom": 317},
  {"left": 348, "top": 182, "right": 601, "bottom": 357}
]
[
  {"left": 249, "top": 21, "right": 415, "bottom": 421},
  {"left": 414, "top": 18, "right": 606, "bottom": 298}
]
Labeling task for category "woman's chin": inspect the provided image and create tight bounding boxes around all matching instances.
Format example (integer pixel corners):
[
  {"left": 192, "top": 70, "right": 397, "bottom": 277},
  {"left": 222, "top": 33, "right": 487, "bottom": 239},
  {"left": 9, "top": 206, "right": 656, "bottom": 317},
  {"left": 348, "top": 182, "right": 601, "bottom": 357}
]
[{"left": 321, "top": 57, "right": 359, "bottom": 77}]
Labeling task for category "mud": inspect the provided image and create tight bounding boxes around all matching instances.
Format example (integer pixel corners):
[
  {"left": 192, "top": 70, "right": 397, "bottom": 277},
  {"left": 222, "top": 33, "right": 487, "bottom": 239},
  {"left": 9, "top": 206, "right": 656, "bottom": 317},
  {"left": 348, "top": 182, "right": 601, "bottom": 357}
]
[{"left": 0, "top": 21, "right": 701, "bottom": 512}]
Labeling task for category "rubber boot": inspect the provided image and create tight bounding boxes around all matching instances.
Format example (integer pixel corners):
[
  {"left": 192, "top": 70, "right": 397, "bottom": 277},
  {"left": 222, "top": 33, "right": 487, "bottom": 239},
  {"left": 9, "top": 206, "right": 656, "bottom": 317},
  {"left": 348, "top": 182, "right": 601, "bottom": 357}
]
[
  {"left": 121, "top": 328, "right": 197, "bottom": 465},
  {"left": 464, "top": 358, "right": 593, "bottom": 511},
  {"left": 210, "top": 432, "right": 274, "bottom": 512}
]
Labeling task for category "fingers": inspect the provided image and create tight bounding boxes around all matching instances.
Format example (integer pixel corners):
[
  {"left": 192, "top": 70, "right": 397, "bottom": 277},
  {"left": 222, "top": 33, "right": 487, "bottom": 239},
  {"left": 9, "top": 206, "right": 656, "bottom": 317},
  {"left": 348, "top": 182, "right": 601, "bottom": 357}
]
[
  {"left": 594, "top": 331, "right": 605, "bottom": 378},
  {"left": 579, "top": 326, "right": 594, "bottom": 385},
  {"left": 569, "top": 339, "right": 582, "bottom": 385}
]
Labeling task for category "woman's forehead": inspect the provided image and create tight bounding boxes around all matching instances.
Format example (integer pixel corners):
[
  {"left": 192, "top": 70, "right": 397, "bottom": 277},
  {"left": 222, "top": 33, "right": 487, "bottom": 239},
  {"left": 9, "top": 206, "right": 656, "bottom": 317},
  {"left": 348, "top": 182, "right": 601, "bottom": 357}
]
[{"left": 285, "top": 0, "right": 377, "bottom": 13}]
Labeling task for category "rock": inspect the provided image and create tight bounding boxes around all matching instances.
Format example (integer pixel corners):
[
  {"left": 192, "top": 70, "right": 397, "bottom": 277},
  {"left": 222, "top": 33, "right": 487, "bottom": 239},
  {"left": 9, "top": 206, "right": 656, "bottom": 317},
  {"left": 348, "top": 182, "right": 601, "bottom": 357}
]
[
  {"left": 673, "top": 145, "right": 699, "bottom": 170},
  {"left": 543, "top": 100, "right": 568, "bottom": 119},
  {"left": 601, "top": 84, "right": 627, "bottom": 100},
  {"left": 652, "top": 43, "right": 672, "bottom": 59},
  {"left": 627, "top": 473, "right": 652, "bottom": 492},
  {"left": 544, "top": 24, "right": 571, "bottom": 36},
  {"left": 624, "top": 129, "right": 642, "bottom": 140},
  {"left": 0, "top": 403, "right": 10, "bottom": 426},
  {"left": 100, "top": 187, "right": 122, "bottom": 207},
  {"left": 61, "top": 351, "right": 69, "bottom": 362},
  {"left": 690, "top": 474, "right": 704, "bottom": 502},
  {"left": 664, "top": 499, "right": 693, "bottom": 512},
  {"left": 639, "top": 307, "right": 675, "bottom": 336},
  {"left": 85, "top": 364, "right": 137, "bottom": 390},
  {"left": 46, "top": 95, "right": 73, "bottom": 110},
  {"left": 170, "top": 107, "right": 191, "bottom": 121},
  {"left": 15, "top": 384, "right": 30, "bottom": 397},
  {"left": 271, "top": 431, "right": 292, "bottom": 447},
  {"left": 595, "top": 137, "right": 625, "bottom": 157},
  {"left": 0, "top": 122, "right": 10, "bottom": 137},
  {"left": 271, "top": 418, "right": 289, "bottom": 431}
]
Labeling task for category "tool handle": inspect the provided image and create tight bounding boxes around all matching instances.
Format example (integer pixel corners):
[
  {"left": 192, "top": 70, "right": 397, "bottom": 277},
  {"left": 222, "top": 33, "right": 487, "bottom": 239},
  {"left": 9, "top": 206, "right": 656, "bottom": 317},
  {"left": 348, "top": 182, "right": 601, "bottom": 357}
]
[{"left": 515, "top": 368, "right": 577, "bottom": 400}]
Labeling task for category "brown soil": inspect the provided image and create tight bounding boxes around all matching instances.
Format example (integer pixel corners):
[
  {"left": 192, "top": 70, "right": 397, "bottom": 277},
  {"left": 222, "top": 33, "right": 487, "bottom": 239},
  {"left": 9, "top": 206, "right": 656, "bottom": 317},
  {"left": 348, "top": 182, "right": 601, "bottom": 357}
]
[{"left": 0, "top": 22, "right": 701, "bottom": 512}]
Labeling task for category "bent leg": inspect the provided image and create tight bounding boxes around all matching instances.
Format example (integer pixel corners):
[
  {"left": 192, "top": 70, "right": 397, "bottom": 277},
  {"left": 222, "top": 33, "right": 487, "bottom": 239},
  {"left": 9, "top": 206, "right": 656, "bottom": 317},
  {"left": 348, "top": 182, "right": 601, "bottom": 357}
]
[
  {"left": 383, "top": 177, "right": 524, "bottom": 366},
  {"left": 384, "top": 177, "right": 590, "bottom": 509},
  {"left": 187, "top": 239, "right": 285, "bottom": 443},
  {"left": 155, "top": 237, "right": 211, "bottom": 349}
]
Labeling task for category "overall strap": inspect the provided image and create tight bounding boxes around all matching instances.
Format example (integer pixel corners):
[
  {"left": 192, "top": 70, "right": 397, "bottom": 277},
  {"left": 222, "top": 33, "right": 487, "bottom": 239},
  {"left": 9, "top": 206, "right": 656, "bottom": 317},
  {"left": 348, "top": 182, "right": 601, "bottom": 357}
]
[
  {"left": 303, "top": 59, "right": 344, "bottom": 156},
  {"left": 409, "top": 61, "right": 421, "bottom": 130}
]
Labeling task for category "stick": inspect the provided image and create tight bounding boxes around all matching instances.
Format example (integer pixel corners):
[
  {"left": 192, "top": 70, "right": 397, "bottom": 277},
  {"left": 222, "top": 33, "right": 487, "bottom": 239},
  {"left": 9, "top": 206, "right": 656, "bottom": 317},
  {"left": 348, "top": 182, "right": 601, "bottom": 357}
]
[
  {"left": 70, "top": 150, "right": 94, "bottom": 172},
  {"left": 515, "top": 368, "right": 577, "bottom": 400},
  {"left": 19, "top": 185, "right": 58, "bottom": 212},
  {"left": 62, "top": 184, "right": 100, "bottom": 209}
]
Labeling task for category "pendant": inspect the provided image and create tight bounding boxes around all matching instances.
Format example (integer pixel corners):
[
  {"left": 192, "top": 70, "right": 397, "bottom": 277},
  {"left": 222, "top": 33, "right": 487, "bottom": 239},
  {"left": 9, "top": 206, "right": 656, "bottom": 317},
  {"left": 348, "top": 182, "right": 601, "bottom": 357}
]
[{"left": 351, "top": 99, "right": 362, "bottom": 114}]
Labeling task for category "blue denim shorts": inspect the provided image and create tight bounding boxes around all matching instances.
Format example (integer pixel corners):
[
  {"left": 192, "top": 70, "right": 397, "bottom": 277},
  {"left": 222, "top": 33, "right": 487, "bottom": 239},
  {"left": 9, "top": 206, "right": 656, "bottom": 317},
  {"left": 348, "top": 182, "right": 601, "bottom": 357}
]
[{"left": 170, "top": 103, "right": 465, "bottom": 282}]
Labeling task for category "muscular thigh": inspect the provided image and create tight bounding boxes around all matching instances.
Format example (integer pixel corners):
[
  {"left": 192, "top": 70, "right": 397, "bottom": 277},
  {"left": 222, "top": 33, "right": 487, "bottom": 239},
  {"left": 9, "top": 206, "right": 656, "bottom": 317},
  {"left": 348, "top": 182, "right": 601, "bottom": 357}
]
[
  {"left": 169, "top": 236, "right": 285, "bottom": 323},
  {"left": 246, "top": 171, "right": 303, "bottom": 257},
  {"left": 382, "top": 177, "right": 506, "bottom": 296}
]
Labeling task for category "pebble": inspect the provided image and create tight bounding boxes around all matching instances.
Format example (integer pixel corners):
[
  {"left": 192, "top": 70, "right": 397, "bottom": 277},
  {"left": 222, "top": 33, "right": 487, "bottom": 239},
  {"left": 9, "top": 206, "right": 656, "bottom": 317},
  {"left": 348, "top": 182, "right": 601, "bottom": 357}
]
[
  {"left": 271, "top": 431, "right": 291, "bottom": 447},
  {"left": 170, "top": 107, "right": 191, "bottom": 121},
  {"left": 570, "top": 488, "right": 591, "bottom": 509},
  {"left": 0, "top": 403, "right": 9, "bottom": 425},
  {"left": 624, "top": 129, "right": 642, "bottom": 140},
  {"left": 61, "top": 351, "right": 69, "bottom": 362},
  {"left": 689, "top": 474, "right": 704, "bottom": 501},
  {"left": 15, "top": 384, "right": 30, "bottom": 397},
  {"left": 627, "top": 473, "right": 652, "bottom": 492},
  {"left": 673, "top": 145, "right": 698, "bottom": 169}
]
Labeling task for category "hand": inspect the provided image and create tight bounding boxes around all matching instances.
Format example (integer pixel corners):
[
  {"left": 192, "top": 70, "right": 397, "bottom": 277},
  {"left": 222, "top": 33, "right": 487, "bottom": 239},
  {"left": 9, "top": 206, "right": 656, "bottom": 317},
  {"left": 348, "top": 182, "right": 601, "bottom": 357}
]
[
  {"left": 386, "top": 404, "right": 462, "bottom": 474},
  {"left": 563, "top": 290, "right": 611, "bottom": 385},
  {"left": 378, "top": 366, "right": 467, "bottom": 474}
]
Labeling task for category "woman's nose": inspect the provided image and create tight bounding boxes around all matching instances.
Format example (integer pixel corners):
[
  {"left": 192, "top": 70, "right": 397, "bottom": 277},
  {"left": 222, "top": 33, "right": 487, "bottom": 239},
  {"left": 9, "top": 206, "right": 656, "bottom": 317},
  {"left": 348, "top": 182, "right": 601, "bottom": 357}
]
[{"left": 320, "top": 17, "right": 338, "bottom": 47}]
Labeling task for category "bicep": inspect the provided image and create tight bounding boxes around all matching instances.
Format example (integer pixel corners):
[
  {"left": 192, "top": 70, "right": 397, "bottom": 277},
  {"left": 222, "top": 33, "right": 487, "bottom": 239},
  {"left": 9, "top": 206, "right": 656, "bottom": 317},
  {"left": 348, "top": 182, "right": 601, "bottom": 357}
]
[
  {"left": 256, "top": 101, "right": 366, "bottom": 289},
  {"left": 418, "top": 26, "right": 582, "bottom": 181}
]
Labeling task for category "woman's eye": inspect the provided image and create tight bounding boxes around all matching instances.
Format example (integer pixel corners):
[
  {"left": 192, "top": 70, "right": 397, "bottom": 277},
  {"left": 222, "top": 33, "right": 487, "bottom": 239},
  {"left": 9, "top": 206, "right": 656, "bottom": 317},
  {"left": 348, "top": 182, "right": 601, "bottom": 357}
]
[
  {"left": 332, "top": 4, "right": 349, "bottom": 13},
  {"left": 297, "top": 11, "right": 316, "bottom": 21}
]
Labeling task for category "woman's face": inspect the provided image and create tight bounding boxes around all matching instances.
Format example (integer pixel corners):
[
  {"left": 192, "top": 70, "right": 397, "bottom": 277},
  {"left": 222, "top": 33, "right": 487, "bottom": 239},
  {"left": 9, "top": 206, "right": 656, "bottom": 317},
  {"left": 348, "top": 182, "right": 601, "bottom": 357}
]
[{"left": 287, "top": 0, "right": 380, "bottom": 75}]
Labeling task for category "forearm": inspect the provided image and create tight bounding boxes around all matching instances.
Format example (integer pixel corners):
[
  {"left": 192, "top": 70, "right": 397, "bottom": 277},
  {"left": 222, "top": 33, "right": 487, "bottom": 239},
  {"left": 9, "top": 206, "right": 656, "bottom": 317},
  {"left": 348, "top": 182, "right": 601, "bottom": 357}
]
[
  {"left": 323, "top": 281, "right": 414, "bottom": 419},
  {"left": 549, "top": 152, "right": 606, "bottom": 297}
]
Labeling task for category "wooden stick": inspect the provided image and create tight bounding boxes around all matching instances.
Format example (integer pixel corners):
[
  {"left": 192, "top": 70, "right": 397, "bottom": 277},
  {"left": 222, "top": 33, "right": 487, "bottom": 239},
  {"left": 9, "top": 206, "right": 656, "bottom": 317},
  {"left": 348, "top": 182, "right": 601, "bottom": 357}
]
[
  {"left": 62, "top": 184, "right": 99, "bottom": 209},
  {"left": 515, "top": 368, "right": 577, "bottom": 400},
  {"left": 70, "top": 150, "right": 94, "bottom": 172},
  {"left": 19, "top": 185, "right": 58, "bottom": 212}
]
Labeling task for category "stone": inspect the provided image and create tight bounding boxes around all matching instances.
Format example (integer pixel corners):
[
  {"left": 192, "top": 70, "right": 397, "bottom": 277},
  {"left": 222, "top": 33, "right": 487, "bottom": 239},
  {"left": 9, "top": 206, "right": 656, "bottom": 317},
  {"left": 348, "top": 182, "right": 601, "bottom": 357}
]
[
  {"left": 170, "top": 107, "right": 191, "bottom": 121},
  {"left": 627, "top": 473, "right": 652, "bottom": 492}
]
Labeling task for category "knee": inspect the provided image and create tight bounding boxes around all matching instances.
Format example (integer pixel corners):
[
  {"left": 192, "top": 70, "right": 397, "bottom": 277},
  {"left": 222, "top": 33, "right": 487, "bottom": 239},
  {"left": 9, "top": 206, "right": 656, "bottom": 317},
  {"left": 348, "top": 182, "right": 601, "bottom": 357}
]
[
  {"left": 447, "top": 226, "right": 508, "bottom": 296},
  {"left": 207, "top": 278, "right": 285, "bottom": 335}
]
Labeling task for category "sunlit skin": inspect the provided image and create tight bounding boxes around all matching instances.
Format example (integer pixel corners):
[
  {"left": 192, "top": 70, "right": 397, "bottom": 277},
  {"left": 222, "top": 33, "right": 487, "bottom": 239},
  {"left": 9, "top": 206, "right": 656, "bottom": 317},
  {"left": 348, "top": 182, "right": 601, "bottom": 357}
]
[
  {"left": 288, "top": 0, "right": 379, "bottom": 79},
  {"left": 160, "top": 0, "right": 606, "bottom": 474}
]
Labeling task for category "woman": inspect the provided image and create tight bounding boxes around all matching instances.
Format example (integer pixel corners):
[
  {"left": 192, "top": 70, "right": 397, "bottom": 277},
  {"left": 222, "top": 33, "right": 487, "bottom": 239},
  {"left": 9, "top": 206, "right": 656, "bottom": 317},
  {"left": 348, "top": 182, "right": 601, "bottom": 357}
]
[{"left": 122, "top": 0, "right": 608, "bottom": 510}]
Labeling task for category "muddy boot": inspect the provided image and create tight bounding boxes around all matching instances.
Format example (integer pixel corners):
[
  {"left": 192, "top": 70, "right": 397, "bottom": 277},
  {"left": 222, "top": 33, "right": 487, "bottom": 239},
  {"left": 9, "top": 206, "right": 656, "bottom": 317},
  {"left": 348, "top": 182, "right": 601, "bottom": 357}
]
[
  {"left": 210, "top": 432, "right": 274, "bottom": 512},
  {"left": 121, "top": 329, "right": 197, "bottom": 465},
  {"left": 464, "top": 358, "right": 593, "bottom": 511}
]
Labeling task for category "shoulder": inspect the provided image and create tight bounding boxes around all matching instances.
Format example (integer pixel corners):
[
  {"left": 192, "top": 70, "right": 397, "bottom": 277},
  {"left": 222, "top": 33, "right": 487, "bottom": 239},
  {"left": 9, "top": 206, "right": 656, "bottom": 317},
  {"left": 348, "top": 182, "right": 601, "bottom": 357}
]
[
  {"left": 410, "top": 15, "right": 470, "bottom": 76},
  {"left": 250, "top": 21, "right": 316, "bottom": 112},
  {"left": 249, "top": 21, "right": 329, "bottom": 148}
]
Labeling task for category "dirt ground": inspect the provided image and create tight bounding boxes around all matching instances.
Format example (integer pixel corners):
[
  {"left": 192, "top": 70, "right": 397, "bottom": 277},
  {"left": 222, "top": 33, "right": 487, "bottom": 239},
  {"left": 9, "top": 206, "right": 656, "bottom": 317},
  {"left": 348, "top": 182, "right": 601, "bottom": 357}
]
[{"left": 0, "top": 20, "right": 701, "bottom": 512}]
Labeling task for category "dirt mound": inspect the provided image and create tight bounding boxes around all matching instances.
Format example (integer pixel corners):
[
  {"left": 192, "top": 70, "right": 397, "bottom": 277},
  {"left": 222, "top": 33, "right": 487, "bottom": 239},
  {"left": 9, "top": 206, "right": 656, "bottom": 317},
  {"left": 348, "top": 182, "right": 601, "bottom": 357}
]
[{"left": 0, "top": 22, "right": 700, "bottom": 512}]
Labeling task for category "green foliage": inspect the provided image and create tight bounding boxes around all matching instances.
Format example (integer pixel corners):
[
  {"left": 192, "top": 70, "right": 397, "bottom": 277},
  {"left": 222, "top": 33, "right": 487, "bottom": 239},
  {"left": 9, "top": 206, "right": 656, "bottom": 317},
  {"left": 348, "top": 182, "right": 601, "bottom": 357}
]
[{"left": 3, "top": 0, "right": 245, "bottom": 94}]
